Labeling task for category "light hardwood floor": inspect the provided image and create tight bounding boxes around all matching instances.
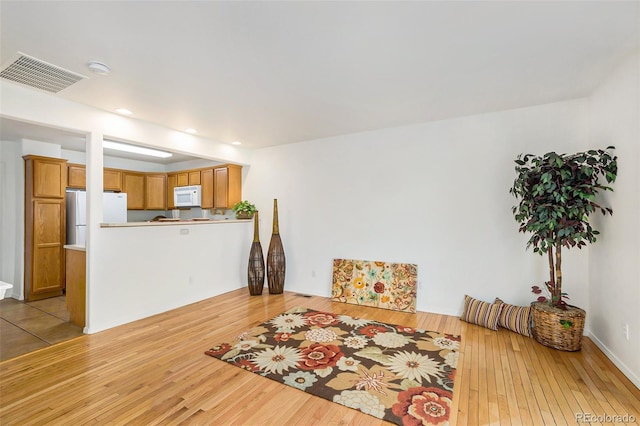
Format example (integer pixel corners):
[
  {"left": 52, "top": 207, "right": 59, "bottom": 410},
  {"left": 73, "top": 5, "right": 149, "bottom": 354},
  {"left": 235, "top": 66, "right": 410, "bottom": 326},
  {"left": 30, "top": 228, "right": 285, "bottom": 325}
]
[{"left": 1, "top": 289, "right": 638, "bottom": 425}]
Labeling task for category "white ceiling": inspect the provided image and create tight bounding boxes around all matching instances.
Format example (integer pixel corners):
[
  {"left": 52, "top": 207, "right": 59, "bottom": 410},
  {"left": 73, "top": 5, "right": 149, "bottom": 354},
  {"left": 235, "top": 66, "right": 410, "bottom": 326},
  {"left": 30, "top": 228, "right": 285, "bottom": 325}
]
[{"left": 1, "top": 1, "right": 638, "bottom": 150}]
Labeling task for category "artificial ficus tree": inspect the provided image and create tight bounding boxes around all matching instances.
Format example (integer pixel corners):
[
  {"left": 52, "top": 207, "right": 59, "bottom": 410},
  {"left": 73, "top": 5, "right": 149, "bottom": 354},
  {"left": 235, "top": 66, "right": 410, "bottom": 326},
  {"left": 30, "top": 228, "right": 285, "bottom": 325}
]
[{"left": 510, "top": 147, "right": 617, "bottom": 309}]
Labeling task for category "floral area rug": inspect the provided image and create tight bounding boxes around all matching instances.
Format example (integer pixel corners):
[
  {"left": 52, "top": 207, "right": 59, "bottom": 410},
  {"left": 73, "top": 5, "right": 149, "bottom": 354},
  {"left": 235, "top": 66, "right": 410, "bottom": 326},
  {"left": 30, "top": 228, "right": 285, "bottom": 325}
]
[
  {"left": 331, "top": 259, "right": 417, "bottom": 313},
  {"left": 205, "top": 307, "right": 460, "bottom": 425}
]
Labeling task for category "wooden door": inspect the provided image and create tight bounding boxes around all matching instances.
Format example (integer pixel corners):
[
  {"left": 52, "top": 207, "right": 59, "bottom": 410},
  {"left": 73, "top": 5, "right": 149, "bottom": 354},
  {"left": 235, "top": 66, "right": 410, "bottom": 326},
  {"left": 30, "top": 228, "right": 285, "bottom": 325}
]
[
  {"left": 201, "top": 169, "right": 213, "bottom": 209},
  {"left": 167, "top": 173, "right": 177, "bottom": 209},
  {"left": 28, "top": 199, "right": 65, "bottom": 300},
  {"left": 122, "top": 172, "right": 145, "bottom": 210},
  {"left": 65, "top": 249, "right": 86, "bottom": 327},
  {"left": 103, "top": 169, "right": 122, "bottom": 192},
  {"left": 213, "top": 166, "right": 242, "bottom": 209},
  {"left": 145, "top": 174, "right": 166, "bottom": 210},
  {"left": 188, "top": 170, "right": 201, "bottom": 185},
  {"left": 67, "top": 164, "right": 86, "bottom": 189},
  {"left": 32, "top": 157, "right": 66, "bottom": 198},
  {"left": 177, "top": 172, "right": 189, "bottom": 187},
  {"left": 213, "top": 167, "right": 228, "bottom": 209}
]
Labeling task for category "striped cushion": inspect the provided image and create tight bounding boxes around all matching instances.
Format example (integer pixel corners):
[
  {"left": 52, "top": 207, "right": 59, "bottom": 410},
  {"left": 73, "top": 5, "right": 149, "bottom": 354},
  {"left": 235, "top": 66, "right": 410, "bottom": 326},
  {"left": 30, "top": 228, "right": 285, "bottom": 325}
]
[
  {"left": 460, "top": 295, "right": 503, "bottom": 330},
  {"left": 495, "top": 298, "right": 532, "bottom": 337}
]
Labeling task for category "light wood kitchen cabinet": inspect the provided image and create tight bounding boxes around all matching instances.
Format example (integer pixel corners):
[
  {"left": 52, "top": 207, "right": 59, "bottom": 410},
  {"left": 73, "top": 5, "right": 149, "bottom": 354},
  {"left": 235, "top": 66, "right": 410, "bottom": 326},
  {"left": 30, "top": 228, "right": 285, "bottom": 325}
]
[
  {"left": 66, "top": 164, "right": 123, "bottom": 192},
  {"left": 213, "top": 165, "right": 242, "bottom": 209},
  {"left": 122, "top": 172, "right": 145, "bottom": 210},
  {"left": 23, "top": 155, "right": 67, "bottom": 301},
  {"left": 30, "top": 155, "right": 66, "bottom": 198},
  {"left": 145, "top": 173, "right": 166, "bottom": 210},
  {"left": 188, "top": 170, "right": 201, "bottom": 185},
  {"left": 176, "top": 170, "right": 201, "bottom": 187},
  {"left": 67, "top": 164, "right": 86, "bottom": 189},
  {"left": 176, "top": 172, "right": 189, "bottom": 187},
  {"left": 167, "top": 173, "right": 177, "bottom": 209},
  {"left": 103, "top": 168, "right": 122, "bottom": 192},
  {"left": 65, "top": 248, "right": 86, "bottom": 327},
  {"left": 200, "top": 168, "right": 214, "bottom": 209}
]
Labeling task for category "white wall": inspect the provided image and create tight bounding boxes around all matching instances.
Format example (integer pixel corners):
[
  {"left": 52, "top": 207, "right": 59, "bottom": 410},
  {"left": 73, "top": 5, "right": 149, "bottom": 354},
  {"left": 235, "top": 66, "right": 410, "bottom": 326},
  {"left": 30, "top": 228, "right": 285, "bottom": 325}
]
[
  {"left": 244, "top": 99, "right": 591, "bottom": 316},
  {"left": 87, "top": 221, "right": 252, "bottom": 332},
  {"left": 0, "top": 140, "right": 24, "bottom": 299},
  {"left": 588, "top": 50, "right": 640, "bottom": 387}
]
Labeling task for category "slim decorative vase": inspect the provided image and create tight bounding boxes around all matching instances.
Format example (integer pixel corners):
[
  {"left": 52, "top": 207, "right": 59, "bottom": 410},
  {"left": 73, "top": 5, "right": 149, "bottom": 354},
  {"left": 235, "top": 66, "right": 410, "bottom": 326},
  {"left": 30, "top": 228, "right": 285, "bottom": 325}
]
[
  {"left": 267, "top": 199, "right": 285, "bottom": 294},
  {"left": 247, "top": 211, "right": 265, "bottom": 296}
]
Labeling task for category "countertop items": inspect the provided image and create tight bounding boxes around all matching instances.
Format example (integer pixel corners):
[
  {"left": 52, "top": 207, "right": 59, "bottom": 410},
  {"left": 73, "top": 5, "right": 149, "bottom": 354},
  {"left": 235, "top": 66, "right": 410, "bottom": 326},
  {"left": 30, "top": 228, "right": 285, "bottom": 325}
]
[{"left": 101, "top": 219, "right": 251, "bottom": 228}]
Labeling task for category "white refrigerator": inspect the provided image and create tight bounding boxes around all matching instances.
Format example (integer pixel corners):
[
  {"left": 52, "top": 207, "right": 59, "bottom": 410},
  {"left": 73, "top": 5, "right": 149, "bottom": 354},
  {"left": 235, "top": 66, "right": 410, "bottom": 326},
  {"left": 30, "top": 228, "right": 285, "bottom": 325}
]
[{"left": 66, "top": 191, "right": 128, "bottom": 246}]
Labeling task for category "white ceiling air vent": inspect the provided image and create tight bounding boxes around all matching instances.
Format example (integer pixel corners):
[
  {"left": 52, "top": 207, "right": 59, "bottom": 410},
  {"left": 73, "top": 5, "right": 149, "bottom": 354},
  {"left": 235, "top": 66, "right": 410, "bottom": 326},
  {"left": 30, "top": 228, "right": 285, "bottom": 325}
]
[{"left": 0, "top": 52, "right": 87, "bottom": 93}]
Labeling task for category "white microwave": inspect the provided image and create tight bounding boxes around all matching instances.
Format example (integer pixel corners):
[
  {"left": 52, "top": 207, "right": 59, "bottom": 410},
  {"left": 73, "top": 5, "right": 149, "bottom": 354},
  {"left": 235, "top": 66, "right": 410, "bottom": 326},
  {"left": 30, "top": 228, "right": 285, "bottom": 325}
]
[{"left": 174, "top": 185, "right": 202, "bottom": 207}]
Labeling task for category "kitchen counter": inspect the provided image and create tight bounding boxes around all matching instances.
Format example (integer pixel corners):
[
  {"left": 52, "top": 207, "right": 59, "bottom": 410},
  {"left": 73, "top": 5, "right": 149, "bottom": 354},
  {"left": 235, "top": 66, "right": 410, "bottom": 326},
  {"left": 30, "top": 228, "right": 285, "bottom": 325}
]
[
  {"left": 64, "top": 244, "right": 86, "bottom": 251},
  {"left": 100, "top": 219, "right": 251, "bottom": 228}
]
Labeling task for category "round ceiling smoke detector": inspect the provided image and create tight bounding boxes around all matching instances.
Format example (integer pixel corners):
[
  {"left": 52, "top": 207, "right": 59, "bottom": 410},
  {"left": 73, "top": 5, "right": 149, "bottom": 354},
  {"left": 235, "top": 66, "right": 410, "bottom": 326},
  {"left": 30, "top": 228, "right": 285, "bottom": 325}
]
[{"left": 87, "top": 61, "right": 110, "bottom": 75}]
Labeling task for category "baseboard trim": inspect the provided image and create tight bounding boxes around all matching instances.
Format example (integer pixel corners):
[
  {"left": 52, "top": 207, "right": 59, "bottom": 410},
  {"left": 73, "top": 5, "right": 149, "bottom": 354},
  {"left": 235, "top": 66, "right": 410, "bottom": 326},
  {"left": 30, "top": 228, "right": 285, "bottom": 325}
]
[{"left": 588, "top": 332, "right": 640, "bottom": 390}]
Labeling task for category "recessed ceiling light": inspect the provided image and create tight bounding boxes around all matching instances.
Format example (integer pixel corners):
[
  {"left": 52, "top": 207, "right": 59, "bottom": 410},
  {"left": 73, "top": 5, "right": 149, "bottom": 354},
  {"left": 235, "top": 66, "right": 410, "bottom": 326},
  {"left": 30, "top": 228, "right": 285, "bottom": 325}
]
[
  {"left": 231, "top": 141, "right": 242, "bottom": 145},
  {"left": 185, "top": 128, "right": 197, "bottom": 134},
  {"left": 88, "top": 61, "right": 110, "bottom": 75},
  {"left": 103, "top": 140, "right": 172, "bottom": 158},
  {"left": 115, "top": 108, "right": 133, "bottom": 115}
]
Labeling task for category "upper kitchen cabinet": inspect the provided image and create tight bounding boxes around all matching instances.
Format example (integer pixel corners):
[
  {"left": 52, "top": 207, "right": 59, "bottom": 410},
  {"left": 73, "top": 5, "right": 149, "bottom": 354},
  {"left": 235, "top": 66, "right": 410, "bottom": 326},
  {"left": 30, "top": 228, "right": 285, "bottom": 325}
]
[
  {"left": 176, "top": 170, "right": 201, "bottom": 187},
  {"left": 103, "top": 168, "right": 122, "bottom": 192},
  {"left": 188, "top": 170, "right": 201, "bottom": 185},
  {"left": 122, "top": 171, "right": 145, "bottom": 210},
  {"left": 145, "top": 174, "right": 166, "bottom": 210},
  {"left": 67, "top": 164, "right": 86, "bottom": 189},
  {"left": 167, "top": 173, "right": 177, "bottom": 209},
  {"left": 28, "top": 155, "right": 67, "bottom": 198},
  {"left": 213, "top": 165, "right": 242, "bottom": 209},
  {"left": 200, "top": 168, "right": 214, "bottom": 209},
  {"left": 66, "top": 164, "right": 123, "bottom": 192},
  {"left": 23, "top": 155, "right": 67, "bottom": 301}
]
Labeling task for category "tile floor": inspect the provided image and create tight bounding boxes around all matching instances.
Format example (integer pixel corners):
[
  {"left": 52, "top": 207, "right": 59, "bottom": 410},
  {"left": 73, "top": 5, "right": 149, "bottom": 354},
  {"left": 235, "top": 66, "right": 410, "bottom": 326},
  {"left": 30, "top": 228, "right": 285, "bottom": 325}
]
[{"left": 0, "top": 296, "right": 84, "bottom": 361}]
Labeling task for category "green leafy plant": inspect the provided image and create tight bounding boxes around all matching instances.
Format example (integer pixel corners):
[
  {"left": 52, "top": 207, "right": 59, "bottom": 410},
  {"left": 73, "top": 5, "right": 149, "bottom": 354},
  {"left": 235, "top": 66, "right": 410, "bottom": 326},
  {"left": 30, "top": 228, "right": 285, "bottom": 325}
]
[
  {"left": 232, "top": 200, "right": 257, "bottom": 217},
  {"left": 509, "top": 147, "right": 617, "bottom": 309}
]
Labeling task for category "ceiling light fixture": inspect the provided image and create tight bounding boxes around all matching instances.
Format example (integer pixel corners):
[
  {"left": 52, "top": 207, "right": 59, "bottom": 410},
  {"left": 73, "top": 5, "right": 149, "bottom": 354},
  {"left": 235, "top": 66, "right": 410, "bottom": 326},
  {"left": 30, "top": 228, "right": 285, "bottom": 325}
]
[
  {"left": 231, "top": 141, "right": 242, "bottom": 145},
  {"left": 103, "top": 140, "right": 172, "bottom": 158},
  {"left": 87, "top": 61, "right": 110, "bottom": 75},
  {"left": 185, "top": 128, "right": 197, "bottom": 134},
  {"left": 115, "top": 108, "right": 133, "bottom": 115}
]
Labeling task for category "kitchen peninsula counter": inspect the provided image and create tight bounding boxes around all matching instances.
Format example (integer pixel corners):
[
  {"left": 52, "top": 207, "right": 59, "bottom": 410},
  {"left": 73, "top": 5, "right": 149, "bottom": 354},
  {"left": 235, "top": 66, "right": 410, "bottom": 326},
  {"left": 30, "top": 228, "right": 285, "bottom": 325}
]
[{"left": 101, "top": 219, "right": 251, "bottom": 228}]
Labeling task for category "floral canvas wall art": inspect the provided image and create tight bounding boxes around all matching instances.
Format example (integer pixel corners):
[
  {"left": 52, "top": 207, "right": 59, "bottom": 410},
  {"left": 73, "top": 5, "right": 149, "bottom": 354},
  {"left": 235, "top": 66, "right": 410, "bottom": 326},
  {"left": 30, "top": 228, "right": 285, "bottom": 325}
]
[{"left": 331, "top": 259, "right": 417, "bottom": 313}]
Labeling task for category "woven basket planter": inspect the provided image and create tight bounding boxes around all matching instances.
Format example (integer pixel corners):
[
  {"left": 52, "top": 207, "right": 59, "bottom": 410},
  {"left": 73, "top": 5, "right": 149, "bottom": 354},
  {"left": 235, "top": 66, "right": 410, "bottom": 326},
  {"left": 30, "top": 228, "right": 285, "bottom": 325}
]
[
  {"left": 236, "top": 211, "right": 254, "bottom": 220},
  {"left": 531, "top": 302, "right": 585, "bottom": 351}
]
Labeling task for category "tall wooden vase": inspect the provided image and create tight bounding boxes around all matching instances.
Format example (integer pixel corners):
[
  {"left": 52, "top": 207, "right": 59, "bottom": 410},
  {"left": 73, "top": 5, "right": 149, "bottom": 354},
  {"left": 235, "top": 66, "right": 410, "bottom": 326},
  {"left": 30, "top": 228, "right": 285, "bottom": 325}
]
[
  {"left": 247, "top": 211, "right": 265, "bottom": 296},
  {"left": 267, "top": 199, "right": 285, "bottom": 294}
]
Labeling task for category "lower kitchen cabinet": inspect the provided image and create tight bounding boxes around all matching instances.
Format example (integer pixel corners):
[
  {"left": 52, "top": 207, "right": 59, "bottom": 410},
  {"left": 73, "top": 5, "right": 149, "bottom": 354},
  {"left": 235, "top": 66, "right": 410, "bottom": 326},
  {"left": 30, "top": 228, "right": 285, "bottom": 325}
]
[{"left": 65, "top": 248, "right": 86, "bottom": 327}]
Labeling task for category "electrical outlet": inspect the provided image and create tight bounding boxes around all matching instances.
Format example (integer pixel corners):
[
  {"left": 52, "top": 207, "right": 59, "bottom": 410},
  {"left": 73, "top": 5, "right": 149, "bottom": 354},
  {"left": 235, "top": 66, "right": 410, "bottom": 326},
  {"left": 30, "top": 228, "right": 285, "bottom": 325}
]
[
  {"left": 623, "top": 323, "right": 630, "bottom": 340},
  {"left": 180, "top": 228, "right": 189, "bottom": 235}
]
